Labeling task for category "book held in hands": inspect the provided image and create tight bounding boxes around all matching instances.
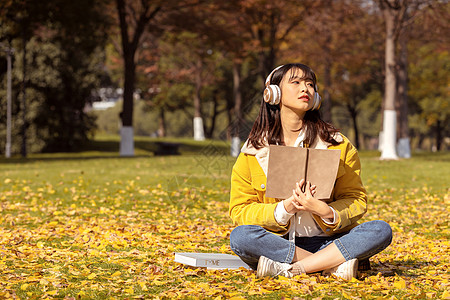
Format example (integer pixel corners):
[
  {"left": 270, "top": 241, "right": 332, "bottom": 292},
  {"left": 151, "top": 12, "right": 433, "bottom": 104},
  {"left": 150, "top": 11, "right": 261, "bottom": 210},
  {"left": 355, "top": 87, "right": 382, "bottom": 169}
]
[{"left": 265, "top": 145, "right": 341, "bottom": 199}]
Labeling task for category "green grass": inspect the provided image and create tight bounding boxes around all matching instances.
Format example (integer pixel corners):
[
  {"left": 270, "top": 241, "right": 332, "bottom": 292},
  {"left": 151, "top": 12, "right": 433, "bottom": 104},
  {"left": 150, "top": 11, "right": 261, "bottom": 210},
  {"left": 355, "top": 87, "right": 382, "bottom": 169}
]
[
  {"left": 0, "top": 136, "right": 448, "bottom": 299},
  {"left": 360, "top": 151, "right": 450, "bottom": 191}
]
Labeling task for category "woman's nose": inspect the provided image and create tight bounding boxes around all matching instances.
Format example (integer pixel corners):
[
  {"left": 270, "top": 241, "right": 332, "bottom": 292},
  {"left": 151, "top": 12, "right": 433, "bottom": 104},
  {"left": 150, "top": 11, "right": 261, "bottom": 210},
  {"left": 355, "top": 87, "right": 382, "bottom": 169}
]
[{"left": 300, "top": 82, "right": 307, "bottom": 91}]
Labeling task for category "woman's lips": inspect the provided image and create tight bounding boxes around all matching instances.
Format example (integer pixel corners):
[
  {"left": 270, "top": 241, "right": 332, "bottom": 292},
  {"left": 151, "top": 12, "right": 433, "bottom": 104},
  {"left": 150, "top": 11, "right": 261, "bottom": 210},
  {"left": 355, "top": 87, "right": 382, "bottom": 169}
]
[{"left": 299, "top": 95, "right": 309, "bottom": 101}]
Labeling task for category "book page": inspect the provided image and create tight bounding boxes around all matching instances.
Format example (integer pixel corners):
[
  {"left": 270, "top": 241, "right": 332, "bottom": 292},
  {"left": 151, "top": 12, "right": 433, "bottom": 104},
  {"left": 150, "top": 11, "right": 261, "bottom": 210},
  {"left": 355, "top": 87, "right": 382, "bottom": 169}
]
[
  {"left": 307, "top": 149, "right": 341, "bottom": 199},
  {"left": 265, "top": 145, "right": 307, "bottom": 199}
]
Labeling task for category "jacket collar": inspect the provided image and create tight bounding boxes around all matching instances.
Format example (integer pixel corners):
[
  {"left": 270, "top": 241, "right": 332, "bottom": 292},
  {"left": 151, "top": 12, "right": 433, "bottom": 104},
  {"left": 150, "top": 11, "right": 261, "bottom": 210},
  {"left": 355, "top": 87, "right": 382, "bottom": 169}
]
[{"left": 240, "top": 131, "right": 343, "bottom": 176}]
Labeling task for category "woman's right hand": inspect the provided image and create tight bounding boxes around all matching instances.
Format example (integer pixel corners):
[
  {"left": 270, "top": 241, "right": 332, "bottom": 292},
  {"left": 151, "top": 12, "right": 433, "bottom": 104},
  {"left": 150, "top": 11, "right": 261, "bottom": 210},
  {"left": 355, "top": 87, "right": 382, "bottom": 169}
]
[{"left": 283, "top": 181, "right": 316, "bottom": 214}]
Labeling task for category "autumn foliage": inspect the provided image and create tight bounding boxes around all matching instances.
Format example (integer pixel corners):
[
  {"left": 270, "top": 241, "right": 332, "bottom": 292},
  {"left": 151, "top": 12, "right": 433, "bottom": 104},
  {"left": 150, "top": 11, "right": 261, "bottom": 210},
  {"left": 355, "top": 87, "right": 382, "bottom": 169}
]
[{"left": 0, "top": 144, "right": 448, "bottom": 299}]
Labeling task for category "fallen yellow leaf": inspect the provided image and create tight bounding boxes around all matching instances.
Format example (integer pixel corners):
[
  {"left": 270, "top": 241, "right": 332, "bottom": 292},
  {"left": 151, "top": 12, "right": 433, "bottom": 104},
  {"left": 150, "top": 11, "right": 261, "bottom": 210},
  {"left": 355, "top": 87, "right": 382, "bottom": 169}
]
[
  {"left": 393, "top": 278, "right": 406, "bottom": 289},
  {"left": 111, "top": 271, "right": 121, "bottom": 277}
]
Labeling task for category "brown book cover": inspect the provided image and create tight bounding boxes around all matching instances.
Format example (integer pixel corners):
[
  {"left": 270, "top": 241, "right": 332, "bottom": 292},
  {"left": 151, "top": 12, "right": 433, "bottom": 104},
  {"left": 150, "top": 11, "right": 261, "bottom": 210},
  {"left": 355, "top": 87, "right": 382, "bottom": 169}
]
[{"left": 265, "top": 145, "right": 341, "bottom": 200}]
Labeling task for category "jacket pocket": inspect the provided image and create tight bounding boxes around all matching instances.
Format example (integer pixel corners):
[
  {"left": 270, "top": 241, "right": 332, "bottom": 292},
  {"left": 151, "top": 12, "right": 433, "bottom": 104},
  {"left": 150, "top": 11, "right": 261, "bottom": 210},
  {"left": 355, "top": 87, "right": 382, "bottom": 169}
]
[{"left": 251, "top": 175, "right": 267, "bottom": 192}]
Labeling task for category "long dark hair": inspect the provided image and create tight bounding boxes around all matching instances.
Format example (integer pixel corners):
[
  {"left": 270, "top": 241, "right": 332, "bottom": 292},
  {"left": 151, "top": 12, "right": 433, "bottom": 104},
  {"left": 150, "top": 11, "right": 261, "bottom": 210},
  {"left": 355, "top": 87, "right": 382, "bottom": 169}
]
[{"left": 248, "top": 63, "right": 340, "bottom": 149}]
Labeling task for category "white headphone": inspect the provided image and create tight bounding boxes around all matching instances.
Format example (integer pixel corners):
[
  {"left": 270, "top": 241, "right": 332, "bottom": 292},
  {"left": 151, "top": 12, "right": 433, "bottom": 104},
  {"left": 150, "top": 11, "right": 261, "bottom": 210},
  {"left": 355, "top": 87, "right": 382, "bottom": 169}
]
[{"left": 263, "top": 65, "right": 322, "bottom": 110}]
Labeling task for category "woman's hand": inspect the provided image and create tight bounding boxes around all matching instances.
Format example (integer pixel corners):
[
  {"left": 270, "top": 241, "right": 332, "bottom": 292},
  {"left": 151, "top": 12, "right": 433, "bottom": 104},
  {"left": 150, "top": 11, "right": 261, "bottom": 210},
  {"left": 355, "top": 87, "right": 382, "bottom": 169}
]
[
  {"left": 283, "top": 179, "right": 317, "bottom": 214},
  {"left": 286, "top": 179, "right": 334, "bottom": 219}
]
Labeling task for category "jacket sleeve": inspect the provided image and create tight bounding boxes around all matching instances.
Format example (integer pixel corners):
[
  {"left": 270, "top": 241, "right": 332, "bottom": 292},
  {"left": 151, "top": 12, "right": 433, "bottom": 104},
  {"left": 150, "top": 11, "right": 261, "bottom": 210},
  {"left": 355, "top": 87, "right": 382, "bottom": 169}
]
[
  {"left": 314, "top": 141, "right": 367, "bottom": 234},
  {"left": 229, "top": 153, "right": 290, "bottom": 234}
]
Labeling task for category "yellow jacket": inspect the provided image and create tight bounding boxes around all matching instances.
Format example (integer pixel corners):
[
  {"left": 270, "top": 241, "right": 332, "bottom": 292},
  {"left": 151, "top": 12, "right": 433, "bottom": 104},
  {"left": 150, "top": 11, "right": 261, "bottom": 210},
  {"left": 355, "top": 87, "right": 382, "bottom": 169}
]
[{"left": 229, "top": 133, "right": 367, "bottom": 236}]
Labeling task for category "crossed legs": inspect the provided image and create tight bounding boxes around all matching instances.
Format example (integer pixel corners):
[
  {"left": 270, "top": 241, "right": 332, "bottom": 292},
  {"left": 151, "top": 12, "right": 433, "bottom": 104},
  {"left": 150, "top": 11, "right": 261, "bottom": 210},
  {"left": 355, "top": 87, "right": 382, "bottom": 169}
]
[{"left": 230, "top": 220, "right": 392, "bottom": 272}]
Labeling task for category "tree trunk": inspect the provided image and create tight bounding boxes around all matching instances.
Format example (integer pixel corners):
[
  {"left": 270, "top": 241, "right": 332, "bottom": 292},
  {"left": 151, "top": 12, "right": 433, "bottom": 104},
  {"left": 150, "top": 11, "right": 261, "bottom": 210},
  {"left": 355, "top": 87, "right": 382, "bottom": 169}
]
[
  {"left": 436, "top": 120, "right": 442, "bottom": 151},
  {"left": 205, "top": 90, "right": 219, "bottom": 139},
  {"left": 347, "top": 103, "right": 360, "bottom": 149},
  {"left": 120, "top": 50, "right": 136, "bottom": 156},
  {"left": 417, "top": 133, "right": 425, "bottom": 151},
  {"left": 121, "top": 56, "right": 135, "bottom": 127},
  {"left": 378, "top": 94, "right": 385, "bottom": 152},
  {"left": 258, "top": 11, "right": 277, "bottom": 82},
  {"left": 5, "top": 48, "right": 12, "bottom": 158},
  {"left": 226, "top": 104, "right": 233, "bottom": 141},
  {"left": 21, "top": 30, "right": 27, "bottom": 157},
  {"left": 321, "top": 58, "right": 332, "bottom": 123},
  {"left": 233, "top": 62, "right": 243, "bottom": 136},
  {"left": 319, "top": 31, "right": 333, "bottom": 123},
  {"left": 157, "top": 108, "right": 166, "bottom": 137},
  {"left": 193, "top": 59, "right": 202, "bottom": 119},
  {"left": 380, "top": 5, "right": 398, "bottom": 160},
  {"left": 117, "top": 0, "right": 135, "bottom": 156},
  {"left": 231, "top": 62, "right": 242, "bottom": 157},
  {"left": 396, "top": 33, "right": 411, "bottom": 158},
  {"left": 193, "top": 59, "right": 205, "bottom": 141},
  {"left": 115, "top": 0, "right": 161, "bottom": 155}
]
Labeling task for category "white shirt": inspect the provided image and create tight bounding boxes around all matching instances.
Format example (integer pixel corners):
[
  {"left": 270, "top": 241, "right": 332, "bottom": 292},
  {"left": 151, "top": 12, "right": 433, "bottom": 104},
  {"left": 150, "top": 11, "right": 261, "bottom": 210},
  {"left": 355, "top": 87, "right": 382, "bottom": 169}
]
[{"left": 274, "top": 201, "right": 337, "bottom": 237}]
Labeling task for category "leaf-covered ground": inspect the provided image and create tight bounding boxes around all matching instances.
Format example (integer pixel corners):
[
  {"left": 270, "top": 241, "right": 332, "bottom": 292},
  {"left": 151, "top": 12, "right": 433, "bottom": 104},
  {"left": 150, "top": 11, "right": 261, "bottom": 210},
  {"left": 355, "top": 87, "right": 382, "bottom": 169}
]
[{"left": 0, "top": 148, "right": 449, "bottom": 299}]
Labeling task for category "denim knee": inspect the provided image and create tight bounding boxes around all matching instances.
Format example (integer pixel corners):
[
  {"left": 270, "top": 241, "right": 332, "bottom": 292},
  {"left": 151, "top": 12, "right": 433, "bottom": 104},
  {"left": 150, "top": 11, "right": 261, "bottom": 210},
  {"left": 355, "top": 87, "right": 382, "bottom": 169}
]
[
  {"left": 333, "top": 220, "right": 393, "bottom": 261},
  {"left": 372, "top": 220, "right": 393, "bottom": 249},
  {"left": 229, "top": 225, "right": 259, "bottom": 256},
  {"left": 358, "top": 220, "right": 393, "bottom": 259},
  {"left": 229, "top": 226, "right": 245, "bottom": 255}
]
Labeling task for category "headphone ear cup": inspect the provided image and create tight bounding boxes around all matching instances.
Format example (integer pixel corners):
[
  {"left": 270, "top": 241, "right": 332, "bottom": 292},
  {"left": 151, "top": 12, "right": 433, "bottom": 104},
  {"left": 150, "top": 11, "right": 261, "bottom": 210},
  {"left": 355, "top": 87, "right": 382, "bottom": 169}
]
[
  {"left": 263, "top": 85, "right": 281, "bottom": 105},
  {"left": 312, "top": 92, "right": 322, "bottom": 110}
]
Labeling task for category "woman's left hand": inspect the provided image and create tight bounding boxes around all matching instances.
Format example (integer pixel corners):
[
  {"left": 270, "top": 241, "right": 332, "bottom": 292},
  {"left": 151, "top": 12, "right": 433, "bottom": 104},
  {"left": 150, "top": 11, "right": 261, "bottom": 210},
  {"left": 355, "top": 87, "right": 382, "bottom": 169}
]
[{"left": 292, "top": 179, "right": 334, "bottom": 219}]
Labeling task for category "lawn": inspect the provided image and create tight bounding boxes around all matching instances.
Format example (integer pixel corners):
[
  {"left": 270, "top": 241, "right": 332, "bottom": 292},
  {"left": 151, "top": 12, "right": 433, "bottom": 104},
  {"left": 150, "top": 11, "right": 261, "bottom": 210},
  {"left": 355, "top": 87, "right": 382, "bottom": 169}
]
[{"left": 0, "top": 138, "right": 449, "bottom": 299}]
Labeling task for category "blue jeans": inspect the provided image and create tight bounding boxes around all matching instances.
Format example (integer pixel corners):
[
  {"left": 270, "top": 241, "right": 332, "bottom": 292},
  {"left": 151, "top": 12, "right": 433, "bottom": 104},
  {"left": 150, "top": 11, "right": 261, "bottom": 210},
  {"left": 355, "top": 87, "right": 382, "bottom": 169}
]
[{"left": 230, "top": 220, "right": 392, "bottom": 270}]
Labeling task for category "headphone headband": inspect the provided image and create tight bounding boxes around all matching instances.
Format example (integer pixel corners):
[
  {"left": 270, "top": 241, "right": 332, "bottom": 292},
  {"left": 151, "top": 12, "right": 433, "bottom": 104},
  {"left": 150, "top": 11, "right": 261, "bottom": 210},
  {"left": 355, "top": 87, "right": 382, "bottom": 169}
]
[{"left": 265, "top": 65, "right": 284, "bottom": 86}]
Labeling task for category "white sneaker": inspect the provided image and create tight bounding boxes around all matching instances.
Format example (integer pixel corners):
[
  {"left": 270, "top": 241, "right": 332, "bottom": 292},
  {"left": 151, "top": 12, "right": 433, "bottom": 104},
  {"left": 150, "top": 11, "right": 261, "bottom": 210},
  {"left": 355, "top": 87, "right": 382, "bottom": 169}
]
[
  {"left": 322, "top": 258, "right": 358, "bottom": 280},
  {"left": 256, "top": 256, "right": 293, "bottom": 278}
]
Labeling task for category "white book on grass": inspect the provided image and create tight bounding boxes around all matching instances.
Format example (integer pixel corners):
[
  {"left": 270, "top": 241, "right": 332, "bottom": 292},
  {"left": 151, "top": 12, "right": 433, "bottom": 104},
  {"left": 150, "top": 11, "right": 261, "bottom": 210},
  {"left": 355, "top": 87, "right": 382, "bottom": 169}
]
[{"left": 174, "top": 252, "right": 251, "bottom": 270}]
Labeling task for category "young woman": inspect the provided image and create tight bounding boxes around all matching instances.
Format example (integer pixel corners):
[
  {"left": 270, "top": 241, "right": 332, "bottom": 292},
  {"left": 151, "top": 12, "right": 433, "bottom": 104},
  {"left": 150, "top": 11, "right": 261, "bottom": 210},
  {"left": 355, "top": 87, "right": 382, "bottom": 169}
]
[{"left": 229, "top": 63, "right": 392, "bottom": 279}]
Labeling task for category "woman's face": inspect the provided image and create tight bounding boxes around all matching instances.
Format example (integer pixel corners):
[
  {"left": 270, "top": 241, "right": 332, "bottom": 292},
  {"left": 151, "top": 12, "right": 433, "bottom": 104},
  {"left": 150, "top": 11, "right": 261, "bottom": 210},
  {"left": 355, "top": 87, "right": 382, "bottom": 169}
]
[{"left": 279, "top": 68, "right": 315, "bottom": 113}]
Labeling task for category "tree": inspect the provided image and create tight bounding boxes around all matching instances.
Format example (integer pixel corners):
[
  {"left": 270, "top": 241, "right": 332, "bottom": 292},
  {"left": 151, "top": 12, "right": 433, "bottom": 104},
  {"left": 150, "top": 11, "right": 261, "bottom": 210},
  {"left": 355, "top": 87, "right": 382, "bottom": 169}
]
[
  {"left": 378, "top": 0, "right": 449, "bottom": 157},
  {"left": 154, "top": 30, "right": 229, "bottom": 140},
  {"left": 285, "top": 0, "right": 384, "bottom": 149},
  {"left": 114, "top": 0, "right": 208, "bottom": 155},
  {"left": 130, "top": 1, "right": 258, "bottom": 150},
  {"left": 409, "top": 46, "right": 449, "bottom": 151},
  {"left": 0, "top": 0, "right": 36, "bottom": 156},
  {"left": 114, "top": 0, "right": 161, "bottom": 155},
  {"left": 396, "top": 30, "right": 410, "bottom": 157},
  {"left": 0, "top": 0, "right": 108, "bottom": 153},
  {"left": 220, "top": 0, "right": 316, "bottom": 155},
  {"left": 378, "top": 0, "right": 404, "bottom": 159},
  {"left": 407, "top": 1, "right": 449, "bottom": 151}
]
